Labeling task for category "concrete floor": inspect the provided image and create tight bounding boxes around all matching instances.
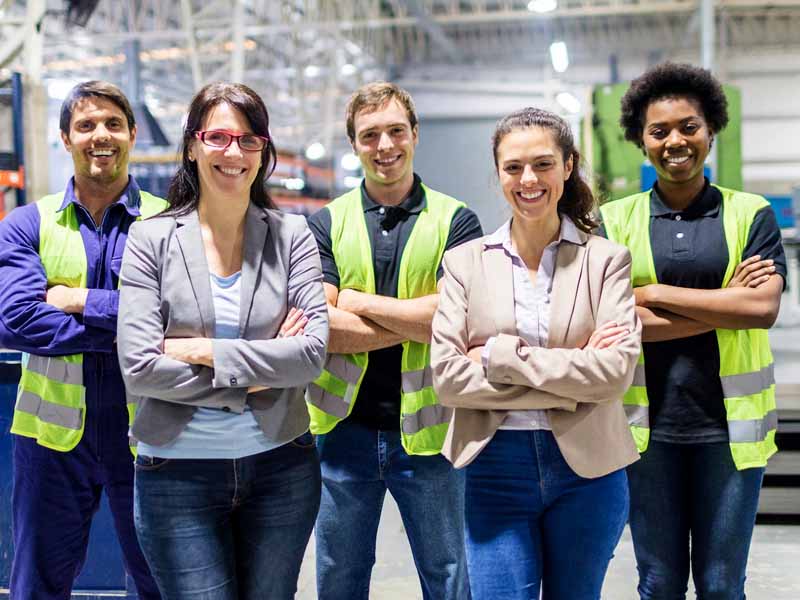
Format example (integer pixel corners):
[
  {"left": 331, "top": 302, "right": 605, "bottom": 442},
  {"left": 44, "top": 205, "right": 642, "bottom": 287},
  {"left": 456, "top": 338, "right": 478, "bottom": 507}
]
[{"left": 295, "top": 495, "right": 800, "bottom": 599}]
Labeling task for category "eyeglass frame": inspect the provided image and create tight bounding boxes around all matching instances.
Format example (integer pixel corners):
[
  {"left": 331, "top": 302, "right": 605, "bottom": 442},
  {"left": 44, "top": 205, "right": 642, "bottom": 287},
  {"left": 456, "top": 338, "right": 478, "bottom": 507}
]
[{"left": 193, "top": 129, "right": 270, "bottom": 152}]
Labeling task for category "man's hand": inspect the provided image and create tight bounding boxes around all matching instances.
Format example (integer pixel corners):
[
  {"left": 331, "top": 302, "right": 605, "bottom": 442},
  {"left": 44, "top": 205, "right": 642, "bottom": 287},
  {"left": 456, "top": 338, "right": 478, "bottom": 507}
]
[
  {"left": 45, "top": 285, "right": 89, "bottom": 314},
  {"left": 164, "top": 338, "right": 214, "bottom": 367},
  {"left": 727, "top": 255, "right": 776, "bottom": 289},
  {"left": 336, "top": 288, "right": 369, "bottom": 315},
  {"left": 634, "top": 285, "right": 657, "bottom": 308}
]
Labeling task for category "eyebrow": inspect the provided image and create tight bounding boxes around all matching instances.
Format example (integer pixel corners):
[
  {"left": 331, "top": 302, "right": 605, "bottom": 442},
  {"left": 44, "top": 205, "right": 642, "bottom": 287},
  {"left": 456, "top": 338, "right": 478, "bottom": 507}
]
[
  {"left": 358, "top": 122, "right": 409, "bottom": 134},
  {"left": 647, "top": 116, "right": 700, "bottom": 128}
]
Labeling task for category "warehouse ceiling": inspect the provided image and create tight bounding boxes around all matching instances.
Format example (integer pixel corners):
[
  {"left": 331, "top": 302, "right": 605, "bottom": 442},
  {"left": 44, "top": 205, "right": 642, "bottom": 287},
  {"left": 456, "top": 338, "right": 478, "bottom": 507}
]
[{"left": 2, "top": 0, "right": 800, "bottom": 152}]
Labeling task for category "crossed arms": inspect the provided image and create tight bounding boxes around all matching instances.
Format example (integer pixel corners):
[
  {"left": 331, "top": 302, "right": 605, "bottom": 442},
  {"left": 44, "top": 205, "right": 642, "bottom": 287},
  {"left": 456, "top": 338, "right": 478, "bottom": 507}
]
[
  {"left": 324, "top": 282, "right": 440, "bottom": 353},
  {"left": 636, "top": 255, "right": 783, "bottom": 342}
]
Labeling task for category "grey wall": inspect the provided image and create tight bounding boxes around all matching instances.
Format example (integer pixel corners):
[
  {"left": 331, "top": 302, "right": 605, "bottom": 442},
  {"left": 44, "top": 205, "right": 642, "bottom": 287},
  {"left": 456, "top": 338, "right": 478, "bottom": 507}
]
[{"left": 415, "top": 116, "right": 509, "bottom": 234}]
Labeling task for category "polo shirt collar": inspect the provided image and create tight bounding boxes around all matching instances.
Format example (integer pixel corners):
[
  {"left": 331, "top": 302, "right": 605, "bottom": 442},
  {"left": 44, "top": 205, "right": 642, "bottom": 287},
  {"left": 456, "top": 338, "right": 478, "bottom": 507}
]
[
  {"left": 650, "top": 178, "right": 720, "bottom": 219},
  {"left": 59, "top": 176, "right": 143, "bottom": 217},
  {"left": 361, "top": 173, "right": 426, "bottom": 214}
]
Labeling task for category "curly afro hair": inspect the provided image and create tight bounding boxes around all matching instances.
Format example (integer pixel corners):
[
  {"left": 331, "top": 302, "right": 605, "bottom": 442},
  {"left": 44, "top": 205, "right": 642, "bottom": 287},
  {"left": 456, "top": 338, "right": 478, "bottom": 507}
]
[{"left": 620, "top": 62, "right": 728, "bottom": 146}]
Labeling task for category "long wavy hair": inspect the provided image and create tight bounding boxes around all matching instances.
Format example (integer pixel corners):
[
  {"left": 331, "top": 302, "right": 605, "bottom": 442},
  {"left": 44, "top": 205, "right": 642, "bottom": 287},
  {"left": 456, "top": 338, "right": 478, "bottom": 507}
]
[
  {"left": 164, "top": 82, "right": 278, "bottom": 216},
  {"left": 492, "top": 107, "right": 597, "bottom": 233}
]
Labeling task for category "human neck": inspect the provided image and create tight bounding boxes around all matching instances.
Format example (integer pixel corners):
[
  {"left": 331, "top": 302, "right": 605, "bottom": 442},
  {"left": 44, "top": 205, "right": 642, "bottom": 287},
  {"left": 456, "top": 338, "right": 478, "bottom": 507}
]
[
  {"left": 72, "top": 174, "right": 129, "bottom": 225},
  {"left": 510, "top": 212, "right": 561, "bottom": 268},
  {"left": 197, "top": 193, "right": 249, "bottom": 236},
  {"left": 656, "top": 175, "right": 706, "bottom": 212},
  {"left": 364, "top": 171, "right": 414, "bottom": 207}
]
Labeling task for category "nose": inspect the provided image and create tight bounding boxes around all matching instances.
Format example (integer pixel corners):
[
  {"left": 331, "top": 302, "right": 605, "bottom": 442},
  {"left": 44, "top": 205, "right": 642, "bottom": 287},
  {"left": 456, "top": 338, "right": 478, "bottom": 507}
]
[
  {"left": 377, "top": 131, "right": 393, "bottom": 151},
  {"left": 520, "top": 164, "right": 538, "bottom": 185},
  {"left": 223, "top": 140, "right": 244, "bottom": 157},
  {"left": 665, "top": 128, "right": 685, "bottom": 148},
  {"left": 92, "top": 123, "right": 111, "bottom": 142}
]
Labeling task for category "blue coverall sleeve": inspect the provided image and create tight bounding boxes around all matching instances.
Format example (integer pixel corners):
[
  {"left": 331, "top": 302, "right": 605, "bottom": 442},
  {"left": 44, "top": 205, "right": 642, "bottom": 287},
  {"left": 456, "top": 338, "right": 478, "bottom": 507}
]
[{"left": 0, "top": 205, "right": 116, "bottom": 355}]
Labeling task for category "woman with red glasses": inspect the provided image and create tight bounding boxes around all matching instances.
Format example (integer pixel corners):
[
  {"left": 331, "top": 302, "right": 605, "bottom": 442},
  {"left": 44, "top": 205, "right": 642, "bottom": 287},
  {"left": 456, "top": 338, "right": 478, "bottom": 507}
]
[{"left": 116, "top": 82, "right": 328, "bottom": 599}]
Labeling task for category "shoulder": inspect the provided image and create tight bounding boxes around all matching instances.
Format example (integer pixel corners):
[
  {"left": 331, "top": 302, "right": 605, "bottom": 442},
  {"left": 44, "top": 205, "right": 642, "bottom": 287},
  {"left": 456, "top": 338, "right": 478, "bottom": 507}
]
[
  {"left": 443, "top": 236, "right": 485, "bottom": 267},
  {"left": 261, "top": 208, "right": 310, "bottom": 237},
  {"left": 129, "top": 213, "right": 178, "bottom": 239},
  {"left": 584, "top": 234, "right": 632, "bottom": 266}
]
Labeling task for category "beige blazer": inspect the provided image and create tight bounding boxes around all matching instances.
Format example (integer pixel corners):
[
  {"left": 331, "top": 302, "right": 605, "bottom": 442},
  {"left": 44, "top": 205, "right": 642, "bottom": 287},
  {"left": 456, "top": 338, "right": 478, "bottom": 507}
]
[{"left": 431, "top": 227, "right": 641, "bottom": 477}]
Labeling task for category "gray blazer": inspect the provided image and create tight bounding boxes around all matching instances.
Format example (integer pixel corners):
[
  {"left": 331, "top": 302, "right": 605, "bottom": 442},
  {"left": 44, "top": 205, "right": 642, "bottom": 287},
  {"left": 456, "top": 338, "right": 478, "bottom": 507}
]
[{"left": 117, "top": 203, "right": 328, "bottom": 446}]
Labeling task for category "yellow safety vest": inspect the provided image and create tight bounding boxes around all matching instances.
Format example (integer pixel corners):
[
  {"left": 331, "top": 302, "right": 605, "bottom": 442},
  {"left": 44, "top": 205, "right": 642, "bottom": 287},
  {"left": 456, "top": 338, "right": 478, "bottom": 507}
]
[
  {"left": 306, "top": 184, "right": 464, "bottom": 455},
  {"left": 600, "top": 184, "right": 778, "bottom": 470},
  {"left": 11, "top": 190, "right": 167, "bottom": 453}
]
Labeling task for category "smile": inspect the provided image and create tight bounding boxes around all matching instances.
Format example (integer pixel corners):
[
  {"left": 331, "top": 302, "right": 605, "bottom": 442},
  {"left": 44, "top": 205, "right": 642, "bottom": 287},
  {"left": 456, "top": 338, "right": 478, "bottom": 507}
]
[
  {"left": 517, "top": 190, "right": 546, "bottom": 201},
  {"left": 89, "top": 149, "right": 115, "bottom": 157},
  {"left": 216, "top": 166, "right": 246, "bottom": 176},
  {"left": 375, "top": 155, "right": 401, "bottom": 167},
  {"left": 665, "top": 155, "right": 691, "bottom": 166}
]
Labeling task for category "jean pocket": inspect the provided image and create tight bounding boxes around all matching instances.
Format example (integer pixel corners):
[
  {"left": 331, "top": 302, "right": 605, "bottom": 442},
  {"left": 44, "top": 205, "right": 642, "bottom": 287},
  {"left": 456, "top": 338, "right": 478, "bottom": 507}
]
[
  {"left": 134, "top": 454, "right": 171, "bottom": 471},
  {"left": 289, "top": 431, "right": 316, "bottom": 449}
]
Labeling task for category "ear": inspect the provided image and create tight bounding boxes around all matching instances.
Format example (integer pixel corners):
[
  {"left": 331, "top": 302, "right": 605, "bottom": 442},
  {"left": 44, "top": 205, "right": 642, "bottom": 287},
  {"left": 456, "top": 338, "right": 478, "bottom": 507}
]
[
  {"left": 129, "top": 124, "right": 137, "bottom": 148},
  {"left": 709, "top": 135, "right": 714, "bottom": 150},
  {"left": 564, "top": 152, "right": 574, "bottom": 181},
  {"left": 61, "top": 130, "right": 71, "bottom": 152},
  {"left": 411, "top": 124, "right": 419, "bottom": 146}
]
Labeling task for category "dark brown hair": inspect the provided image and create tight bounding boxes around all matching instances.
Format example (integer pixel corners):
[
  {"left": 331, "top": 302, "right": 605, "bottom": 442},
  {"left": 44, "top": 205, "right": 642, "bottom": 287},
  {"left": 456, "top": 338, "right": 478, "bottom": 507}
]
[
  {"left": 345, "top": 81, "right": 418, "bottom": 144},
  {"left": 492, "top": 107, "right": 597, "bottom": 233},
  {"left": 59, "top": 80, "right": 135, "bottom": 135},
  {"left": 164, "top": 82, "right": 277, "bottom": 216}
]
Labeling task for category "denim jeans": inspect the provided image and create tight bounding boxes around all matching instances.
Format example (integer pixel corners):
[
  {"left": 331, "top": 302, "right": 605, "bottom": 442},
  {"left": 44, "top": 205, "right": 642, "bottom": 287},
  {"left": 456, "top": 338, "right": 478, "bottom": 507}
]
[
  {"left": 133, "top": 432, "right": 321, "bottom": 600},
  {"left": 314, "top": 418, "right": 469, "bottom": 600},
  {"left": 465, "top": 430, "right": 629, "bottom": 600},
  {"left": 627, "top": 440, "right": 765, "bottom": 600}
]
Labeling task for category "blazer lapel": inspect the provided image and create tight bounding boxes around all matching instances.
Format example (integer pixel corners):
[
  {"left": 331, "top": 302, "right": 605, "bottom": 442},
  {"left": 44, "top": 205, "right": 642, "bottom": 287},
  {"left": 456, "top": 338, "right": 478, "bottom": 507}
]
[
  {"left": 175, "top": 212, "right": 215, "bottom": 337},
  {"left": 239, "top": 204, "right": 269, "bottom": 336},
  {"left": 547, "top": 235, "right": 588, "bottom": 348},
  {"left": 481, "top": 246, "right": 517, "bottom": 336}
]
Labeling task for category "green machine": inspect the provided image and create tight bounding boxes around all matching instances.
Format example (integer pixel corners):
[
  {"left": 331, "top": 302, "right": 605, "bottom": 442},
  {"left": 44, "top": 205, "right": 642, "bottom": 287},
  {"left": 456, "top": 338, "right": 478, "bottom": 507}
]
[{"left": 591, "top": 81, "right": 743, "bottom": 202}]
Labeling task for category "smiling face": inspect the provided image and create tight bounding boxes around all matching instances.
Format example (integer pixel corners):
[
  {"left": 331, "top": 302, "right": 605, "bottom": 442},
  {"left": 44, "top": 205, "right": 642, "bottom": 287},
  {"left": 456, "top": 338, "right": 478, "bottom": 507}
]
[
  {"left": 61, "top": 96, "right": 136, "bottom": 187},
  {"left": 496, "top": 126, "right": 573, "bottom": 229},
  {"left": 190, "top": 102, "right": 262, "bottom": 203},
  {"left": 642, "top": 95, "right": 712, "bottom": 190},
  {"left": 352, "top": 98, "right": 418, "bottom": 194}
]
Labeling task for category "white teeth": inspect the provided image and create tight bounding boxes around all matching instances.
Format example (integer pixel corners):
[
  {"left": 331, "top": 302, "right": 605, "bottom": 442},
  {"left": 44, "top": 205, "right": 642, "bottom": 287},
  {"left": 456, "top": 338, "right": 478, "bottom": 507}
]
[
  {"left": 219, "top": 167, "right": 244, "bottom": 175},
  {"left": 666, "top": 156, "right": 690, "bottom": 165},
  {"left": 375, "top": 156, "right": 400, "bottom": 165},
  {"left": 519, "top": 190, "right": 545, "bottom": 200},
  {"left": 90, "top": 149, "right": 114, "bottom": 157}
]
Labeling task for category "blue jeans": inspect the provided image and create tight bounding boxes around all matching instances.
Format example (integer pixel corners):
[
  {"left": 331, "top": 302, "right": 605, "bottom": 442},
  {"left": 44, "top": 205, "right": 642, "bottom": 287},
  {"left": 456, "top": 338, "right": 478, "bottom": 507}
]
[
  {"left": 465, "top": 430, "right": 629, "bottom": 600},
  {"left": 627, "top": 440, "right": 765, "bottom": 600},
  {"left": 315, "top": 418, "right": 469, "bottom": 600},
  {"left": 133, "top": 433, "right": 321, "bottom": 600}
]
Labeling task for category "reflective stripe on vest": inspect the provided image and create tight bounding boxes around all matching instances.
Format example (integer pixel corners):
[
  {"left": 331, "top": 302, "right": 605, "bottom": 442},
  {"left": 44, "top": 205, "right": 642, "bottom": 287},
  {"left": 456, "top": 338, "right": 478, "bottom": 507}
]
[
  {"left": 306, "top": 184, "right": 464, "bottom": 455},
  {"left": 600, "top": 185, "right": 778, "bottom": 469},
  {"left": 10, "top": 191, "right": 167, "bottom": 453}
]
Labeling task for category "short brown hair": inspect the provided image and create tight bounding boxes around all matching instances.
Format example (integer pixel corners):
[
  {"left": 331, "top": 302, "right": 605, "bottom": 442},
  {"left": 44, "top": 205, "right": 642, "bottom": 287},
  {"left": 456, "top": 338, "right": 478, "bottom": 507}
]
[
  {"left": 59, "top": 80, "right": 136, "bottom": 135},
  {"left": 345, "top": 81, "right": 418, "bottom": 143}
]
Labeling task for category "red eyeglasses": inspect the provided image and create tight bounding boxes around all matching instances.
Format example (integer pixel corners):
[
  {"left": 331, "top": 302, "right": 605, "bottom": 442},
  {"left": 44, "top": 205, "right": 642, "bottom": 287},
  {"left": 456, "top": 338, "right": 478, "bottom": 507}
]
[{"left": 194, "top": 129, "right": 269, "bottom": 152}]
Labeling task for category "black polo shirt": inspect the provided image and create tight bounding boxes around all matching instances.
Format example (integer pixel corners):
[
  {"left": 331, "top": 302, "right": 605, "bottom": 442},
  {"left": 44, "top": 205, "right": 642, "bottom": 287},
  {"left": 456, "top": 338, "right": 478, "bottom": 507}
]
[
  {"left": 639, "top": 181, "right": 786, "bottom": 443},
  {"left": 307, "top": 174, "right": 483, "bottom": 431}
]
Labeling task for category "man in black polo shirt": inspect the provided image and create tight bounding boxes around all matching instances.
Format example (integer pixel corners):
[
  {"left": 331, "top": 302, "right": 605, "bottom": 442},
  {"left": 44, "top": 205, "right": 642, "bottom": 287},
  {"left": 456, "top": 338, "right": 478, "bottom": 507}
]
[{"left": 307, "top": 82, "right": 481, "bottom": 599}]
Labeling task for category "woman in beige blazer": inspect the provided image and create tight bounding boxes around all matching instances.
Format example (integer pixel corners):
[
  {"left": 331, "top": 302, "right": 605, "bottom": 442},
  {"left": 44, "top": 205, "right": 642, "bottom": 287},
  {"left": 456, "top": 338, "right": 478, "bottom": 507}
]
[{"left": 431, "top": 108, "right": 641, "bottom": 600}]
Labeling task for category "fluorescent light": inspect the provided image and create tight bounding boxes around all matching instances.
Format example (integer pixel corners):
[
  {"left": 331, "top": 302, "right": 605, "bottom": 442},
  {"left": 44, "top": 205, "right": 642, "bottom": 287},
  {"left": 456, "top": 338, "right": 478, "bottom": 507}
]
[
  {"left": 282, "top": 177, "right": 306, "bottom": 191},
  {"left": 528, "top": 0, "right": 557, "bottom": 13},
  {"left": 549, "top": 41, "right": 569, "bottom": 73},
  {"left": 343, "top": 176, "right": 361, "bottom": 188},
  {"left": 303, "top": 65, "right": 320, "bottom": 78},
  {"left": 341, "top": 63, "right": 357, "bottom": 77},
  {"left": 340, "top": 152, "right": 361, "bottom": 171},
  {"left": 305, "top": 142, "right": 326, "bottom": 161},
  {"left": 556, "top": 92, "right": 581, "bottom": 114}
]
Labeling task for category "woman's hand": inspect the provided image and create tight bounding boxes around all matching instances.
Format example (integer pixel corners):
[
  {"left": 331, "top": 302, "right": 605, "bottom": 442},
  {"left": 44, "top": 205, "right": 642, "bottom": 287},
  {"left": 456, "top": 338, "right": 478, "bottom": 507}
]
[
  {"left": 278, "top": 307, "right": 308, "bottom": 338},
  {"left": 163, "top": 338, "right": 214, "bottom": 367},
  {"left": 467, "top": 346, "right": 484, "bottom": 364},
  {"left": 584, "top": 321, "right": 631, "bottom": 349},
  {"left": 727, "top": 255, "right": 775, "bottom": 289}
]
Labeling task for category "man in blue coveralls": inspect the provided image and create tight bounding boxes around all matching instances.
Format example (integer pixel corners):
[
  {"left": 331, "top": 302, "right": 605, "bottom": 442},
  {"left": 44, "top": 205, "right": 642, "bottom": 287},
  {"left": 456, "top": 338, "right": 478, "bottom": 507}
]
[{"left": 0, "top": 81, "right": 163, "bottom": 599}]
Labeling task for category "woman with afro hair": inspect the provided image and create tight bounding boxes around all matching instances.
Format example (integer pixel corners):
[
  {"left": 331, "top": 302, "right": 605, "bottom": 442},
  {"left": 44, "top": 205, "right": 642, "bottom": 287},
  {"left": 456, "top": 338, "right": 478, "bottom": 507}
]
[{"left": 600, "top": 62, "right": 786, "bottom": 599}]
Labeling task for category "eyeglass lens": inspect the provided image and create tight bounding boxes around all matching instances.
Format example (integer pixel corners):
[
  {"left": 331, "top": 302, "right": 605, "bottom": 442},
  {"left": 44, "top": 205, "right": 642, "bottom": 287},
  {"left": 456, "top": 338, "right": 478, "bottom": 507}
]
[{"left": 202, "top": 130, "right": 265, "bottom": 151}]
